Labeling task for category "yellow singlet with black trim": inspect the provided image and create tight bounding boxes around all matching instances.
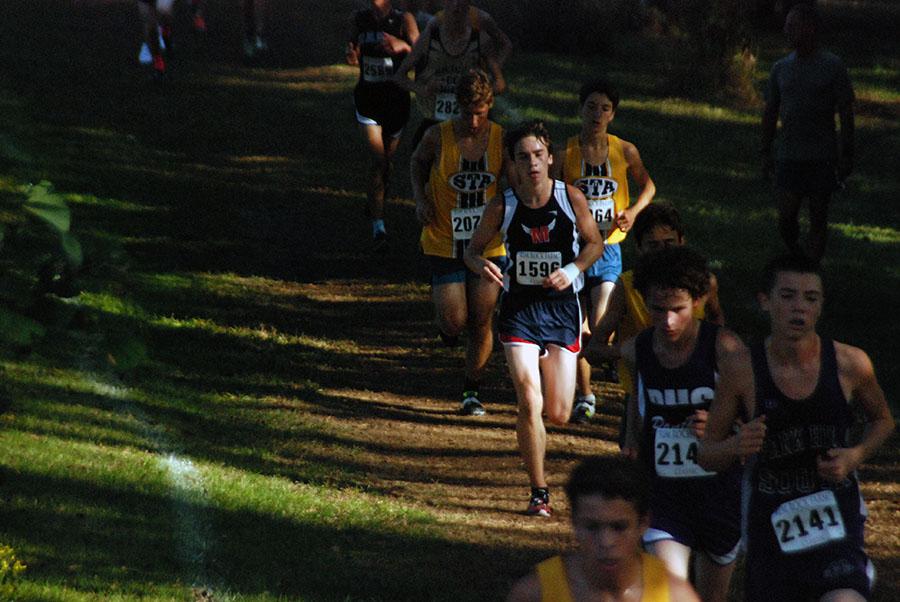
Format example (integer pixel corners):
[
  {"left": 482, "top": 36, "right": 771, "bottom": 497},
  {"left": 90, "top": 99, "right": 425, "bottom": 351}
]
[
  {"left": 536, "top": 553, "right": 671, "bottom": 601},
  {"left": 618, "top": 270, "right": 707, "bottom": 394},
  {"left": 563, "top": 134, "right": 630, "bottom": 245},
  {"left": 421, "top": 120, "right": 505, "bottom": 259}
]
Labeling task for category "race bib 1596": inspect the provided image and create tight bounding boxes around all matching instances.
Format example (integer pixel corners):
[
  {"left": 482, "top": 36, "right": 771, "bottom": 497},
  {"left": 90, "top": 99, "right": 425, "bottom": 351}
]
[{"left": 515, "top": 251, "right": 561, "bottom": 285}]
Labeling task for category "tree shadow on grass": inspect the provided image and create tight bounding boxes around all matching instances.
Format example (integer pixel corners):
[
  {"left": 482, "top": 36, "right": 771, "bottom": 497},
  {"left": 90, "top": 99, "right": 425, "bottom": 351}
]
[{"left": 0, "top": 466, "right": 546, "bottom": 601}]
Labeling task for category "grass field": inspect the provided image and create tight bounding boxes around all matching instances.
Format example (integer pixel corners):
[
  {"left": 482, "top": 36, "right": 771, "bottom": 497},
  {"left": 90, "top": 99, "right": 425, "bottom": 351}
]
[{"left": 0, "top": 1, "right": 897, "bottom": 600}]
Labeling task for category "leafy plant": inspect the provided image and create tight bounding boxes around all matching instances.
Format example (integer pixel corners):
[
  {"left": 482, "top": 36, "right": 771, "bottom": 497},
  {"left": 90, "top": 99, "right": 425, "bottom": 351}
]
[
  {"left": 0, "top": 544, "right": 26, "bottom": 600},
  {"left": 0, "top": 180, "right": 82, "bottom": 347}
]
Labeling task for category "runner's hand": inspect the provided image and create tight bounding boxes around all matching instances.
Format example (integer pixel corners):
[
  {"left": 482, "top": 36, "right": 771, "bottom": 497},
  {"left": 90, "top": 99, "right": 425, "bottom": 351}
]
[
  {"left": 544, "top": 268, "right": 572, "bottom": 291},
  {"left": 381, "top": 32, "right": 409, "bottom": 55},
  {"left": 480, "top": 259, "right": 504, "bottom": 287},
  {"left": 690, "top": 409, "right": 708, "bottom": 439},
  {"left": 817, "top": 447, "right": 861, "bottom": 483},
  {"left": 615, "top": 206, "right": 637, "bottom": 232},
  {"left": 736, "top": 415, "right": 766, "bottom": 462}
]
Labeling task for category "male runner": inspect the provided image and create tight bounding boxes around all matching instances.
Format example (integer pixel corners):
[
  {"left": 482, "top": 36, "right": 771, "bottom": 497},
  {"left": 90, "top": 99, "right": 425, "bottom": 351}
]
[
  {"left": 699, "top": 254, "right": 894, "bottom": 602},
  {"left": 582, "top": 202, "right": 724, "bottom": 438},
  {"left": 465, "top": 120, "right": 603, "bottom": 515},
  {"left": 552, "top": 79, "right": 655, "bottom": 423},
  {"left": 761, "top": 3, "right": 855, "bottom": 263},
  {"left": 620, "top": 246, "right": 742, "bottom": 602},
  {"left": 347, "top": 0, "right": 419, "bottom": 251},
  {"left": 507, "top": 455, "right": 700, "bottom": 602},
  {"left": 412, "top": 69, "right": 507, "bottom": 416},
  {"left": 393, "top": 0, "right": 510, "bottom": 149}
]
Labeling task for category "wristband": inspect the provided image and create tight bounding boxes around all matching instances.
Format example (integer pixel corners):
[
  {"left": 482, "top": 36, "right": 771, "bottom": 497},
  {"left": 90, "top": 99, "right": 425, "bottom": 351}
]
[{"left": 561, "top": 262, "right": 581, "bottom": 285}]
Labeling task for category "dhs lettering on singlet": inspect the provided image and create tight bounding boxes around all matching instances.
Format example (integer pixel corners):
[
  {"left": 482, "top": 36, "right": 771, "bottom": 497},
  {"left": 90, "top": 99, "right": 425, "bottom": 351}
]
[
  {"left": 449, "top": 171, "right": 496, "bottom": 193},
  {"left": 645, "top": 386, "right": 714, "bottom": 407},
  {"left": 574, "top": 176, "right": 618, "bottom": 199}
]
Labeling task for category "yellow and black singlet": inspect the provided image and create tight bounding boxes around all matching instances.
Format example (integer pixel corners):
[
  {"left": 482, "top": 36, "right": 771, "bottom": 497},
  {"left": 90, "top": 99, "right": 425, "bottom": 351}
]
[
  {"left": 421, "top": 120, "right": 505, "bottom": 259},
  {"left": 563, "top": 134, "right": 630, "bottom": 245},
  {"left": 536, "top": 552, "right": 671, "bottom": 601}
]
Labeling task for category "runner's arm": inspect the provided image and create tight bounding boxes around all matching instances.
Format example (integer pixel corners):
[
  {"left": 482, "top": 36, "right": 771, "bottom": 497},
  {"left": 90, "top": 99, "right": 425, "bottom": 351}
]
[
  {"left": 615, "top": 140, "right": 655, "bottom": 233},
  {"left": 837, "top": 99, "right": 855, "bottom": 180},
  {"left": 582, "top": 277, "right": 626, "bottom": 365},
  {"left": 345, "top": 13, "right": 360, "bottom": 65},
  {"left": 620, "top": 337, "right": 640, "bottom": 459},
  {"left": 401, "top": 10, "right": 420, "bottom": 47},
  {"left": 544, "top": 185, "right": 603, "bottom": 291},
  {"left": 477, "top": 9, "right": 512, "bottom": 66},
  {"left": 818, "top": 344, "right": 894, "bottom": 483},
  {"left": 392, "top": 21, "right": 433, "bottom": 94},
  {"left": 410, "top": 126, "right": 441, "bottom": 226},
  {"left": 703, "top": 273, "right": 725, "bottom": 326},
  {"left": 464, "top": 195, "right": 505, "bottom": 287},
  {"left": 697, "top": 329, "right": 762, "bottom": 472}
]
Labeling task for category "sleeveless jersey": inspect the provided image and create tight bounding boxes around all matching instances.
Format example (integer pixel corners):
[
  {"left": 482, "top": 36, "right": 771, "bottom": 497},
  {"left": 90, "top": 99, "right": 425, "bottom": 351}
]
[
  {"left": 744, "top": 339, "right": 865, "bottom": 561},
  {"left": 414, "top": 16, "right": 482, "bottom": 121},
  {"left": 499, "top": 180, "right": 582, "bottom": 297},
  {"left": 563, "top": 134, "right": 631, "bottom": 244},
  {"left": 618, "top": 270, "right": 707, "bottom": 395},
  {"left": 636, "top": 321, "right": 739, "bottom": 489},
  {"left": 353, "top": 8, "right": 408, "bottom": 88},
  {"left": 420, "top": 121, "right": 505, "bottom": 259},
  {"left": 536, "top": 553, "right": 670, "bottom": 602}
]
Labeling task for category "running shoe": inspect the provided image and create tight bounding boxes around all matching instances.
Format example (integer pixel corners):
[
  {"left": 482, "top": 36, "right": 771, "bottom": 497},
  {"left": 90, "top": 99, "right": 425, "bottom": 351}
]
[
  {"left": 460, "top": 392, "right": 485, "bottom": 416},
  {"left": 138, "top": 42, "right": 153, "bottom": 65},
  {"left": 570, "top": 399, "right": 595, "bottom": 424},
  {"left": 254, "top": 35, "right": 268, "bottom": 52},
  {"left": 193, "top": 14, "right": 207, "bottom": 33},
  {"left": 372, "top": 230, "right": 388, "bottom": 253},
  {"left": 525, "top": 493, "right": 552, "bottom": 517},
  {"left": 152, "top": 54, "right": 167, "bottom": 80}
]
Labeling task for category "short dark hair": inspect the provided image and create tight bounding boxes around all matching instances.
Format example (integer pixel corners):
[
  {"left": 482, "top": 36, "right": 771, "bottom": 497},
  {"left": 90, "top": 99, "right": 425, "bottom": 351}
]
[
  {"left": 633, "top": 202, "right": 684, "bottom": 247},
  {"left": 504, "top": 119, "right": 552, "bottom": 159},
  {"left": 760, "top": 253, "right": 822, "bottom": 294},
  {"left": 634, "top": 246, "right": 710, "bottom": 300},
  {"left": 579, "top": 78, "right": 620, "bottom": 109},
  {"left": 565, "top": 456, "right": 652, "bottom": 517}
]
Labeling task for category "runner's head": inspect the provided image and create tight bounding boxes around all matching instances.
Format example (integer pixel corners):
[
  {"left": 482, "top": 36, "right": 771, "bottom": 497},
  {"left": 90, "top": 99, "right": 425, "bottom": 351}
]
[
  {"left": 634, "top": 246, "right": 710, "bottom": 342},
  {"left": 456, "top": 69, "right": 493, "bottom": 134},
  {"left": 633, "top": 202, "right": 685, "bottom": 254},
  {"left": 505, "top": 120, "right": 553, "bottom": 185},
  {"left": 579, "top": 79, "right": 619, "bottom": 132},
  {"left": 566, "top": 456, "right": 651, "bottom": 571},
  {"left": 784, "top": 2, "right": 819, "bottom": 50},
  {"left": 759, "top": 253, "right": 823, "bottom": 339}
]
